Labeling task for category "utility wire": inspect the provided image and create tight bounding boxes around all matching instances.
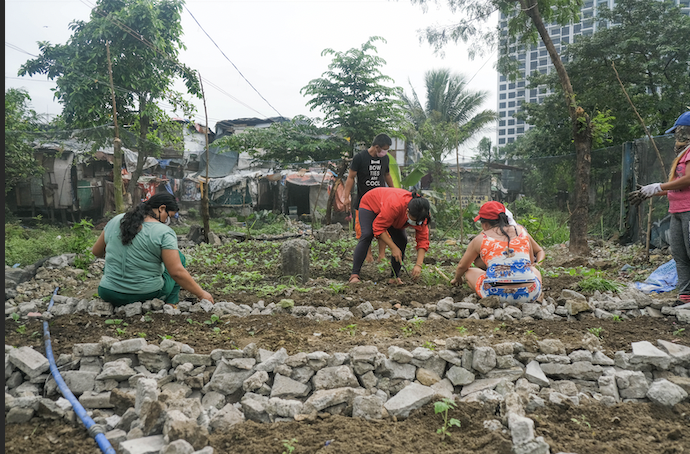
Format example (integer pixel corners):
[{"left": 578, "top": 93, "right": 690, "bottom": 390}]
[{"left": 183, "top": 4, "right": 283, "bottom": 118}]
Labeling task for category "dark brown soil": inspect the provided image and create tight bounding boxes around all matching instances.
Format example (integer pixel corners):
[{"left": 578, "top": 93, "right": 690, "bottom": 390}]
[{"left": 5, "top": 245, "right": 690, "bottom": 454}]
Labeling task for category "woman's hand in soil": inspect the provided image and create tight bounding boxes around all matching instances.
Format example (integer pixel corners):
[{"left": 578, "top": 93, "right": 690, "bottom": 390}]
[
  {"left": 411, "top": 264, "right": 422, "bottom": 279},
  {"left": 390, "top": 246, "right": 403, "bottom": 263},
  {"left": 199, "top": 291, "right": 214, "bottom": 303}
]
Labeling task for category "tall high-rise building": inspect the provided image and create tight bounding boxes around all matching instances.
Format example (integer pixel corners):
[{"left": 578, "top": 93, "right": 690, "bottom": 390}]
[{"left": 496, "top": 0, "right": 690, "bottom": 148}]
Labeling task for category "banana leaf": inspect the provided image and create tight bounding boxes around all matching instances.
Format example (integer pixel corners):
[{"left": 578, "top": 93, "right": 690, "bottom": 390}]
[
  {"left": 401, "top": 168, "right": 425, "bottom": 188},
  {"left": 387, "top": 152, "right": 402, "bottom": 188}
]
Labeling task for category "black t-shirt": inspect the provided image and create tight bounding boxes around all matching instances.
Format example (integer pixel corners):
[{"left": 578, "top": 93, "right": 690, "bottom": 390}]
[{"left": 350, "top": 149, "right": 390, "bottom": 209}]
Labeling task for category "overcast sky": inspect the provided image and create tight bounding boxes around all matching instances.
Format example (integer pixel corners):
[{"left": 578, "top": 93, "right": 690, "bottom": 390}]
[{"left": 5, "top": 0, "right": 498, "bottom": 159}]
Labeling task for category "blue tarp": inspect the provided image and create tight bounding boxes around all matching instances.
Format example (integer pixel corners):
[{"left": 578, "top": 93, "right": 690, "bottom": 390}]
[{"left": 634, "top": 259, "right": 678, "bottom": 293}]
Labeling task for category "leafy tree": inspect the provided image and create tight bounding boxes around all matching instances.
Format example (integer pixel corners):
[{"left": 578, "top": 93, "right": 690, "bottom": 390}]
[
  {"left": 401, "top": 69, "right": 495, "bottom": 190},
  {"left": 4, "top": 89, "right": 44, "bottom": 194},
  {"left": 215, "top": 116, "right": 350, "bottom": 164},
  {"left": 19, "top": 0, "right": 199, "bottom": 201},
  {"left": 300, "top": 36, "right": 409, "bottom": 152},
  {"left": 411, "top": 0, "right": 597, "bottom": 255},
  {"left": 521, "top": 0, "right": 690, "bottom": 145}
]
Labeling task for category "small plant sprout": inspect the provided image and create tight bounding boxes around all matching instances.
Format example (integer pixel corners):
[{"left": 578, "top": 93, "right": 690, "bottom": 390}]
[
  {"left": 571, "top": 415, "right": 591, "bottom": 428},
  {"left": 115, "top": 327, "right": 127, "bottom": 336},
  {"left": 434, "top": 398, "right": 461, "bottom": 439},
  {"left": 158, "top": 334, "right": 174, "bottom": 340},
  {"left": 11, "top": 312, "right": 20, "bottom": 322},
  {"left": 456, "top": 326, "right": 468, "bottom": 335},
  {"left": 137, "top": 332, "right": 147, "bottom": 338},
  {"left": 494, "top": 322, "right": 507, "bottom": 332},
  {"left": 204, "top": 314, "right": 220, "bottom": 325},
  {"left": 588, "top": 327, "right": 604, "bottom": 338},
  {"left": 104, "top": 319, "right": 123, "bottom": 325},
  {"left": 339, "top": 324, "right": 357, "bottom": 336},
  {"left": 611, "top": 315, "right": 621, "bottom": 322},
  {"left": 410, "top": 317, "right": 425, "bottom": 331},
  {"left": 282, "top": 438, "right": 298, "bottom": 454},
  {"left": 401, "top": 325, "right": 414, "bottom": 337},
  {"left": 212, "top": 327, "right": 221, "bottom": 335},
  {"left": 673, "top": 327, "right": 685, "bottom": 336},
  {"left": 16, "top": 325, "right": 27, "bottom": 334},
  {"left": 423, "top": 341, "right": 436, "bottom": 351}
]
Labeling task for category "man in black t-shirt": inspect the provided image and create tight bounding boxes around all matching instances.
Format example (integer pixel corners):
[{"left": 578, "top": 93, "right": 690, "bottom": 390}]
[{"left": 343, "top": 134, "right": 395, "bottom": 262}]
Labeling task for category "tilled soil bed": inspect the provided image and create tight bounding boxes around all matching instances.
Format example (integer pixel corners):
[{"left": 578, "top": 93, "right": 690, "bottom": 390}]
[{"left": 5, "top": 238, "right": 690, "bottom": 454}]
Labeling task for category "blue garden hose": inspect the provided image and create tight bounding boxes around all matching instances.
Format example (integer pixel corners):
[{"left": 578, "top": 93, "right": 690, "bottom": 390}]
[{"left": 43, "top": 287, "right": 117, "bottom": 454}]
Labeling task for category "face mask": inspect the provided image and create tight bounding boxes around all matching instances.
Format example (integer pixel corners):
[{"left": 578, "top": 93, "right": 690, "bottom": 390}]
[
  {"left": 408, "top": 216, "right": 421, "bottom": 226},
  {"left": 164, "top": 216, "right": 171, "bottom": 226},
  {"left": 377, "top": 149, "right": 389, "bottom": 158}
]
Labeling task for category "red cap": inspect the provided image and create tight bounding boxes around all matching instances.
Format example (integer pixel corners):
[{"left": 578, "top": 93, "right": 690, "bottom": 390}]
[{"left": 474, "top": 201, "right": 506, "bottom": 222}]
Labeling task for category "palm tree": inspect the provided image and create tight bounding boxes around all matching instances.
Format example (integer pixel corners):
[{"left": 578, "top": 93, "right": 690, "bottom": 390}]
[{"left": 402, "top": 69, "right": 495, "bottom": 175}]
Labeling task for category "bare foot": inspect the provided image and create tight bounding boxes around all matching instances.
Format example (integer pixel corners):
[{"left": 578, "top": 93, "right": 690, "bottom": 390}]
[
  {"left": 388, "top": 277, "right": 404, "bottom": 285},
  {"left": 365, "top": 253, "right": 374, "bottom": 263},
  {"left": 348, "top": 275, "right": 361, "bottom": 284}
]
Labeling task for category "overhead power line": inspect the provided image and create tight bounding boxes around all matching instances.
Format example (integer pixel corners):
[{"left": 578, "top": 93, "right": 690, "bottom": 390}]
[{"left": 183, "top": 4, "right": 283, "bottom": 118}]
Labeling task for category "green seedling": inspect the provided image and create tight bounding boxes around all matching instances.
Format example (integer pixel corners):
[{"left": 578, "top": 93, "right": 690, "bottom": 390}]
[
  {"left": 212, "top": 327, "right": 221, "bottom": 335},
  {"left": 494, "top": 323, "right": 507, "bottom": 332},
  {"left": 104, "top": 319, "right": 123, "bottom": 325},
  {"left": 434, "top": 398, "right": 461, "bottom": 440},
  {"left": 278, "top": 299, "right": 295, "bottom": 309},
  {"left": 410, "top": 317, "right": 424, "bottom": 331},
  {"left": 588, "top": 327, "right": 604, "bottom": 338},
  {"left": 30, "top": 331, "right": 41, "bottom": 339},
  {"left": 204, "top": 314, "right": 220, "bottom": 325},
  {"left": 143, "top": 315, "right": 153, "bottom": 323},
  {"left": 282, "top": 438, "right": 298, "bottom": 454},
  {"left": 328, "top": 282, "right": 346, "bottom": 294},
  {"left": 611, "top": 315, "right": 622, "bottom": 322},
  {"left": 115, "top": 327, "right": 127, "bottom": 336},
  {"left": 571, "top": 415, "right": 591, "bottom": 428},
  {"left": 456, "top": 326, "right": 468, "bottom": 335},
  {"left": 339, "top": 324, "right": 357, "bottom": 336},
  {"left": 525, "top": 330, "right": 535, "bottom": 336},
  {"left": 673, "top": 328, "right": 685, "bottom": 336},
  {"left": 423, "top": 341, "right": 436, "bottom": 351},
  {"left": 11, "top": 312, "right": 20, "bottom": 322},
  {"left": 16, "top": 325, "right": 27, "bottom": 334},
  {"left": 137, "top": 332, "right": 147, "bottom": 338},
  {"left": 159, "top": 334, "right": 174, "bottom": 340}
]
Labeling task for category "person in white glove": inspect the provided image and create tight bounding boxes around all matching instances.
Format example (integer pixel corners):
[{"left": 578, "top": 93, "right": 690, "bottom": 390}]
[{"left": 636, "top": 111, "right": 690, "bottom": 305}]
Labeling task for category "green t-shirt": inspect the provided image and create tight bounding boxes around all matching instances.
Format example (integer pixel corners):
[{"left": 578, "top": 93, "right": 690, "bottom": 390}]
[{"left": 98, "top": 213, "right": 179, "bottom": 294}]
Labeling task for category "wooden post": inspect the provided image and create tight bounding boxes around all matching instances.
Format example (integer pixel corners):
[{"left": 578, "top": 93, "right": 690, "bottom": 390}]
[
  {"left": 106, "top": 42, "right": 124, "bottom": 214},
  {"left": 199, "top": 73, "right": 211, "bottom": 244},
  {"left": 455, "top": 131, "right": 464, "bottom": 244}
]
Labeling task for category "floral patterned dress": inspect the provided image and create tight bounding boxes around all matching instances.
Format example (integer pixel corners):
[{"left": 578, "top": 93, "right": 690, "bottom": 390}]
[{"left": 475, "top": 226, "right": 541, "bottom": 303}]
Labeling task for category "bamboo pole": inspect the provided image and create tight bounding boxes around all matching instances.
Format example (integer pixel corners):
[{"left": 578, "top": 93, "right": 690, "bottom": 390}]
[
  {"left": 106, "top": 42, "right": 124, "bottom": 213},
  {"left": 199, "top": 72, "right": 211, "bottom": 244}
]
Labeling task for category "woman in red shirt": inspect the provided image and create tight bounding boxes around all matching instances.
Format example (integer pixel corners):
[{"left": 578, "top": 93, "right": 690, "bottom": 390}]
[{"left": 349, "top": 188, "right": 431, "bottom": 284}]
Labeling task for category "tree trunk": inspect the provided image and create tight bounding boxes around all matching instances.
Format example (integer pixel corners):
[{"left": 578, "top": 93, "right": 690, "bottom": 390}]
[
  {"left": 128, "top": 97, "right": 149, "bottom": 204},
  {"left": 522, "top": 0, "right": 592, "bottom": 255}
]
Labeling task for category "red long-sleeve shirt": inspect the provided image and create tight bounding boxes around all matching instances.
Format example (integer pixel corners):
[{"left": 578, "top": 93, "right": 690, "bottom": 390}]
[{"left": 359, "top": 187, "right": 430, "bottom": 251}]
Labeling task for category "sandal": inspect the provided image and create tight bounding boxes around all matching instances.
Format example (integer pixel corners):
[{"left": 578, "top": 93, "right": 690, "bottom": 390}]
[
  {"left": 388, "top": 277, "right": 404, "bottom": 285},
  {"left": 348, "top": 275, "right": 361, "bottom": 284}
]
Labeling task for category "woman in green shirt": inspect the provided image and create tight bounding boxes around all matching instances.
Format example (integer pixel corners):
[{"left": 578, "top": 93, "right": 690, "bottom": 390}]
[{"left": 92, "top": 193, "right": 214, "bottom": 307}]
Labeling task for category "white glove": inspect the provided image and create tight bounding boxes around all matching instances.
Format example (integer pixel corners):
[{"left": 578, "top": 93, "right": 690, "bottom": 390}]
[{"left": 640, "top": 183, "right": 662, "bottom": 197}]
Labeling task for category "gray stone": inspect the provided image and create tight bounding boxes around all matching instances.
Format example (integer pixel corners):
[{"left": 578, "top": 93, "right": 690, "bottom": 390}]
[
  {"left": 207, "top": 369, "right": 254, "bottom": 395},
  {"left": 313, "top": 365, "right": 359, "bottom": 390},
  {"left": 119, "top": 435, "right": 166, "bottom": 454},
  {"left": 537, "top": 339, "right": 566, "bottom": 355},
  {"left": 592, "top": 351, "right": 615, "bottom": 366},
  {"left": 438, "top": 349, "right": 463, "bottom": 366},
  {"left": 255, "top": 348, "right": 288, "bottom": 373},
  {"left": 8, "top": 346, "right": 49, "bottom": 379},
  {"left": 508, "top": 412, "right": 535, "bottom": 445},
  {"left": 201, "top": 392, "right": 226, "bottom": 410},
  {"left": 306, "top": 351, "right": 330, "bottom": 370},
  {"left": 383, "top": 382, "right": 436, "bottom": 419},
  {"left": 138, "top": 345, "right": 172, "bottom": 372},
  {"left": 646, "top": 379, "right": 688, "bottom": 406},
  {"left": 388, "top": 346, "right": 413, "bottom": 364},
  {"left": 6, "top": 407, "right": 35, "bottom": 423},
  {"left": 110, "top": 339, "right": 147, "bottom": 355},
  {"left": 105, "top": 429, "right": 127, "bottom": 450},
  {"left": 160, "top": 439, "right": 195, "bottom": 454},
  {"left": 97, "top": 360, "right": 137, "bottom": 381},
  {"left": 73, "top": 343, "right": 104, "bottom": 357},
  {"left": 79, "top": 391, "right": 115, "bottom": 409},
  {"left": 280, "top": 239, "right": 310, "bottom": 283},
  {"left": 209, "top": 349, "right": 244, "bottom": 362},
  {"left": 472, "top": 347, "right": 497, "bottom": 374},
  {"left": 630, "top": 341, "right": 672, "bottom": 370},
  {"left": 560, "top": 289, "right": 586, "bottom": 301},
  {"left": 243, "top": 371, "right": 269, "bottom": 392},
  {"left": 446, "top": 366, "right": 475, "bottom": 386},
  {"left": 416, "top": 368, "right": 442, "bottom": 386},
  {"left": 525, "top": 361, "right": 549, "bottom": 387},
  {"left": 228, "top": 358, "right": 256, "bottom": 370},
  {"left": 657, "top": 339, "right": 690, "bottom": 363},
  {"left": 172, "top": 354, "right": 212, "bottom": 368},
  {"left": 352, "top": 395, "right": 384, "bottom": 420},
  {"left": 431, "top": 378, "right": 454, "bottom": 400},
  {"left": 460, "top": 378, "right": 503, "bottom": 397},
  {"left": 271, "top": 373, "right": 310, "bottom": 398},
  {"left": 598, "top": 375, "right": 620, "bottom": 402},
  {"left": 615, "top": 370, "right": 649, "bottom": 399},
  {"left": 209, "top": 403, "right": 245, "bottom": 432},
  {"left": 290, "top": 366, "right": 315, "bottom": 384},
  {"left": 302, "top": 387, "right": 365, "bottom": 414},
  {"left": 379, "top": 359, "right": 416, "bottom": 381},
  {"left": 160, "top": 339, "right": 195, "bottom": 357},
  {"left": 539, "top": 362, "right": 604, "bottom": 381},
  {"left": 61, "top": 371, "right": 98, "bottom": 395},
  {"left": 135, "top": 378, "right": 159, "bottom": 413}
]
